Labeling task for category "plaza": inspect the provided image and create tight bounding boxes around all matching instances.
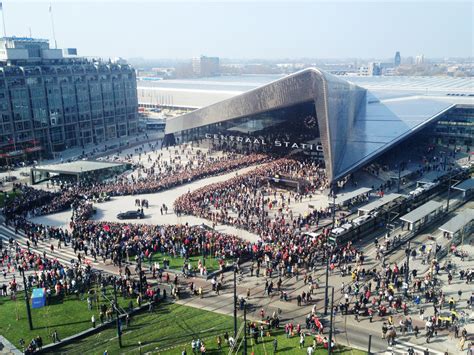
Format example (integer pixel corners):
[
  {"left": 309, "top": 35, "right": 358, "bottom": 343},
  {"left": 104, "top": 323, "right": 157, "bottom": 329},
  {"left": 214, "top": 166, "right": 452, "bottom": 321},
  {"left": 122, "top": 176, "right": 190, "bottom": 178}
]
[{"left": 0, "top": 67, "right": 472, "bottom": 355}]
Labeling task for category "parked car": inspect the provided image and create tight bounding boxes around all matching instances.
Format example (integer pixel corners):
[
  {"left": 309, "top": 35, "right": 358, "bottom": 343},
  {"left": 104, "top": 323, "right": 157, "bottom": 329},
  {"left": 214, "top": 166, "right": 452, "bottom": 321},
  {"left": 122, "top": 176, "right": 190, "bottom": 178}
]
[{"left": 117, "top": 210, "right": 144, "bottom": 220}]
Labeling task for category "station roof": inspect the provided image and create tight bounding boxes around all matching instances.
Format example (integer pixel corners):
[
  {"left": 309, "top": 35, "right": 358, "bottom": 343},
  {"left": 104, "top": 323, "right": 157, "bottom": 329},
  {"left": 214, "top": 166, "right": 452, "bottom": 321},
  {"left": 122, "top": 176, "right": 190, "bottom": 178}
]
[
  {"left": 452, "top": 177, "right": 474, "bottom": 192},
  {"left": 138, "top": 74, "right": 474, "bottom": 110},
  {"left": 438, "top": 209, "right": 474, "bottom": 234},
  {"left": 329, "top": 187, "right": 372, "bottom": 205},
  {"left": 32, "top": 160, "right": 125, "bottom": 175},
  {"left": 400, "top": 200, "right": 444, "bottom": 224},
  {"left": 358, "top": 193, "right": 405, "bottom": 213}
]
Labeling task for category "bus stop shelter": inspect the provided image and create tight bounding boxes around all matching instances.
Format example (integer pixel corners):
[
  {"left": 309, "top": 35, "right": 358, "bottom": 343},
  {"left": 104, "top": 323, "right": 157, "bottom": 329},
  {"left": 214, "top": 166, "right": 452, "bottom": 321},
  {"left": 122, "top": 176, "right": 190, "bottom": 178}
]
[
  {"left": 400, "top": 200, "right": 444, "bottom": 231},
  {"left": 358, "top": 193, "right": 405, "bottom": 216},
  {"left": 452, "top": 177, "right": 474, "bottom": 199},
  {"left": 328, "top": 187, "right": 372, "bottom": 207},
  {"left": 438, "top": 209, "right": 474, "bottom": 242}
]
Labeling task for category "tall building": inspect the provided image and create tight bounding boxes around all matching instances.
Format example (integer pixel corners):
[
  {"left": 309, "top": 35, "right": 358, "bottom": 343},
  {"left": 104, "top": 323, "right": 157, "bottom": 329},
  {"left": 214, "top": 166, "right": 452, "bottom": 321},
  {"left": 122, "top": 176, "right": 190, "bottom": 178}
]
[
  {"left": 0, "top": 37, "right": 138, "bottom": 159},
  {"left": 394, "top": 51, "right": 401, "bottom": 66},
  {"left": 415, "top": 54, "right": 425, "bottom": 65},
  {"left": 192, "top": 56, "right": 220, "bottom": 77}
]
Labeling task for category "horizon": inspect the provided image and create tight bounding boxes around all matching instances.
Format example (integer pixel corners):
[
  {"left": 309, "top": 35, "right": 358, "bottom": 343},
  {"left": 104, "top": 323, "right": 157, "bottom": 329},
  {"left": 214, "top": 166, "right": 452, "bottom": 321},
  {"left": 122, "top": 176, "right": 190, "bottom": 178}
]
[{"left": 4, "top": 1, "right": 472, "bottom": 59}]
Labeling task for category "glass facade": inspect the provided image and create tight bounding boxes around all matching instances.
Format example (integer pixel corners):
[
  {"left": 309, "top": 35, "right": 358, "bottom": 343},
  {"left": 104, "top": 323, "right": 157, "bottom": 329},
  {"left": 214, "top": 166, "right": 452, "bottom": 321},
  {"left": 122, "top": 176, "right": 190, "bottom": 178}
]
[
  {"left": 0, "top": 60, "right": 138, "bottom": 158},
  {"left": 431, "top": 106, "right": 474, "bottom": 147},
  {"left": 178, "top": 100, "right": 325, "bottom": 160}
]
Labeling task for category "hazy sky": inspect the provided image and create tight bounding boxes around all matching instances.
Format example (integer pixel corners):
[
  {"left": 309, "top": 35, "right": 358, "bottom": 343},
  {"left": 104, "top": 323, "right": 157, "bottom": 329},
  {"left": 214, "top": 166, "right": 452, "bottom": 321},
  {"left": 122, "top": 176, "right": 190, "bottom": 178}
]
[{"left": 5, "top": 1, "right": 473, "bottom": 59}]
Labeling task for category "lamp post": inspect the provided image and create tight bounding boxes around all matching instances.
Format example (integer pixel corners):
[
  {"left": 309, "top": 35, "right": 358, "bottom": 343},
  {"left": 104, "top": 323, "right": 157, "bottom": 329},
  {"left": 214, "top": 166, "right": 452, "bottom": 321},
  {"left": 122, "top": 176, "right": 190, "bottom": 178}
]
[
  {"left": 201, "top": 235, "right": 206, "bottom": 267},
  {"left": 328, "top": 286, "right": 334, "bottom": 355},
  {"left": 21, "top": 268, "right": 33, "bottom": 330},
  {"left": 233, "top": 265, "right": 237, "bottom": 338},
  {"left": 137, "top": 255, "right": 143, "bottom": 307},
  {"left": 325, "top": 191, "right": 336, "bottom": 316},
  {"left": 404, "top": 241, "right": 410, "bottom": 298},
  {"left": 113, "top": 278, "right": 122, "bottom": 348},
  {"left": 446, "top": 165, "right": 452, "bottom": 213},
  {"left": 243, "top": 301, "right": 247, "bottom": 355}
]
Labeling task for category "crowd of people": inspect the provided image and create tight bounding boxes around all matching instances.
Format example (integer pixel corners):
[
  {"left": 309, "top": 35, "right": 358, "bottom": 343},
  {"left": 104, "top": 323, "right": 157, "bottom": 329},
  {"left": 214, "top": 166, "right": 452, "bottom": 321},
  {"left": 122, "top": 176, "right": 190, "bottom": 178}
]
[
  {"left": 2, "top": 141, "right": 471, "bottom": 354},
  {"left": 174, "top": 157, "right": 329, "bottom": 236},
  {"left": 4, "top": 151, "right": 269, "bottom": 220}
]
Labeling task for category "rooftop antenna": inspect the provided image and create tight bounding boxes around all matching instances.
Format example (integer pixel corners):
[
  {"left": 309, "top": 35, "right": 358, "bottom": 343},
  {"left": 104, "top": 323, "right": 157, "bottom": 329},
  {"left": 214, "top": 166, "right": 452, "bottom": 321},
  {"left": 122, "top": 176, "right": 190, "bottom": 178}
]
[
  {"left": 0, "top": 2, "right": 7, "bottom": 38},
  {"left": 49, "top": 3, "right": 57, "bottom": 48}
]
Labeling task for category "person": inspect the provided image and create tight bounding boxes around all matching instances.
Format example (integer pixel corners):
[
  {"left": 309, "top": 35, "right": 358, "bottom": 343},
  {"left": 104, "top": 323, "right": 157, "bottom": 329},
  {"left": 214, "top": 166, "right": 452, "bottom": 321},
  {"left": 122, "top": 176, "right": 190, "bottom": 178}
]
[
  {"left": 307, "top": 345, "right": 315, "bottom": 354},
  {"left": 382, "top": 323, "right": 388, "bottom": 339},
  {"left": 51, "top": 330, "right": 60, "bottom": 343},
  {"left": 35, "top": 335, "right": 43, "bottom": 350},
  {"left": 273, "top": 337, "right": 278, "bottom": 353},
  {"left": 459, "top": 334, "right": 466, "bottom": 351},
  {"left": 182, "top": 349, "right": 187, "bottom": 355},
  {"left": 91, "top": 315, "right": 96, "bottom": 328},
  {"left": 299, "top": 332, "right": 305, "bottom": 348}
]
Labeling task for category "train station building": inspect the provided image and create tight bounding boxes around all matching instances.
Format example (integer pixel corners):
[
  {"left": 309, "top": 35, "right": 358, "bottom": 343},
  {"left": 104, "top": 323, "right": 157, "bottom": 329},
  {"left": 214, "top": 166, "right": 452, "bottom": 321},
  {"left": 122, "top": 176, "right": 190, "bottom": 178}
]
[{"left": 162, "top": 68, "right": 473, "bottom": 183}]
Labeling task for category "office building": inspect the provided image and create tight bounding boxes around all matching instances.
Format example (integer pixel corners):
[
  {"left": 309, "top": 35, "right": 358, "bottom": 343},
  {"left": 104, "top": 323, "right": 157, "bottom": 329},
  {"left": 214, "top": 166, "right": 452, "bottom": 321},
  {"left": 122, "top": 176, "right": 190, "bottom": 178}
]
[
  {"left": 0, "top": 37, "right": 139, "bottom": 160},
  {"left": 394, "top": 51, "right": 401, "bottom": 66},
  {"left": 415, "top": 54, "right": 425, "bottom": 65},
  {"left": 192, "top": 56, "right": 220, "bottom": 77}
]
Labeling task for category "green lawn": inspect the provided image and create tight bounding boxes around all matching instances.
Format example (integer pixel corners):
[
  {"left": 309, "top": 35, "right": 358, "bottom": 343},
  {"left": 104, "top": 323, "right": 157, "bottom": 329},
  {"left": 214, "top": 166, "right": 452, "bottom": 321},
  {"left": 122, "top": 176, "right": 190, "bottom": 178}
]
[
  {"left": 0, "top": 190, "right": 20, "bottom": 207},
  {"left": 0, "top": 286, "right": 133, "bottom": 350},
  {"left": 47, "top": 303, "right": 366, "bottom": 355},
  {"left": 149, "top": 252, "right": 228, "bottom": 273}
]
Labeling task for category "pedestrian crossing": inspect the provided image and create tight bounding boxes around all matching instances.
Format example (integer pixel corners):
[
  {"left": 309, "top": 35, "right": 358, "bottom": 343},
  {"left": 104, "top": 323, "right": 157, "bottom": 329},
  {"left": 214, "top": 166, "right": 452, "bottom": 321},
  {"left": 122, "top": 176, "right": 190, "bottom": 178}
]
[
  {"left": 385, "top": 339, "right": 445, "bottom": 355},
  {"left": 0, "top": 223, "right": 99, "bottom": 268}
]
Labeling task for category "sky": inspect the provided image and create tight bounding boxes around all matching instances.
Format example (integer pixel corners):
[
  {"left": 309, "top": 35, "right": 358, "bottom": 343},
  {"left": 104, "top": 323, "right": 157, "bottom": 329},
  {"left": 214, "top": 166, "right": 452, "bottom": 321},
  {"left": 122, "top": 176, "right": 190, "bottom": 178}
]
[{"left": 4, "top": 1, "right": 473, "bottom": 60}]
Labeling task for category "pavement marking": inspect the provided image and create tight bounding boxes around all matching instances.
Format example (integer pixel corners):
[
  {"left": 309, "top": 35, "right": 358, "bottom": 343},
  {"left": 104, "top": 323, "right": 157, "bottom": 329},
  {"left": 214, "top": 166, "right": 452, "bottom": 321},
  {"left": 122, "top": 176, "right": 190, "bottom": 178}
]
[{"left": 385, "top": 339, "right": 445, "bottom": 355}]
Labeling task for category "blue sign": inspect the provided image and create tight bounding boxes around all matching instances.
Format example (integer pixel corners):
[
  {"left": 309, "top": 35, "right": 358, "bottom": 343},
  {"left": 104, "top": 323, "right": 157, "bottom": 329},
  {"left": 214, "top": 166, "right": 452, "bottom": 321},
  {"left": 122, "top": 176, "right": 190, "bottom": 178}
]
[{"left": 31, "top": 288, "right": 46, "bottom": 309}]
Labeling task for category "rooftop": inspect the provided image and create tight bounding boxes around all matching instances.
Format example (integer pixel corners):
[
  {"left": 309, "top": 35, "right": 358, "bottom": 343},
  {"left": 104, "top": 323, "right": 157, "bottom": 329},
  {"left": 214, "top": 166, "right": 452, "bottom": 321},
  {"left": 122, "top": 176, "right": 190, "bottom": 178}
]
[
  {"left": 32, "top": 160, "right": 126, "bottom": 175},
  {"left": 438, "top": 209, "right": 474, "bottom": 234},
  {"left": 400, "top": 200, "right": 444, "bottom": 224},
  {"left": 452, "top": 177, "right": 474, "bottom": 192},
  {"left": 358, "top": 193, "right": 405, "bottom": 213}
]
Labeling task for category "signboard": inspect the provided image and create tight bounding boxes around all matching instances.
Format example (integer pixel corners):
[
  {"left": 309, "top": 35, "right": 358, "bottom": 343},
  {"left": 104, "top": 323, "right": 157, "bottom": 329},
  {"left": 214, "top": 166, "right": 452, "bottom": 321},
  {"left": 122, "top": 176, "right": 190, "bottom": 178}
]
[
  {"left": 204, "top": 133, "right": 323, "bottom": 152},
  {"left": 31, "top": 288, "right": 46, "bottom": 309}
]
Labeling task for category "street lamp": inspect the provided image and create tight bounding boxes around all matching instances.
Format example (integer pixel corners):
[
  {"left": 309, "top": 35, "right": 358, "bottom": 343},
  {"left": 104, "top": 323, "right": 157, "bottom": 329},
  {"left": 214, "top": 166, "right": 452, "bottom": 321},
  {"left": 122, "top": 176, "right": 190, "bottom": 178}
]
[
  {"left": 137, "top": 255, "right": 143, "bottom": 307},
  {"left": 328, "top": 286, "right": 335, "bottom": 355},
  {"left": 446, "top": 164, "right": 453, "bottom": 213},
  {"left": 113, "top": 278, "right": 122, "bottom": 348},
  {"left": 243, "top": 300, "right": 248, "bottom": 355},
  {"left": 404, "top": 241, "right": 410, "bottom": 298},
  {"left": 233, "top": 264, "right": 238, "bottom": 338},
  {"left": 325, "top": 191, "right": 337, "bottom": 316},
  {"left": 20, "top": 267, "right": 33, "bottom": 330}
]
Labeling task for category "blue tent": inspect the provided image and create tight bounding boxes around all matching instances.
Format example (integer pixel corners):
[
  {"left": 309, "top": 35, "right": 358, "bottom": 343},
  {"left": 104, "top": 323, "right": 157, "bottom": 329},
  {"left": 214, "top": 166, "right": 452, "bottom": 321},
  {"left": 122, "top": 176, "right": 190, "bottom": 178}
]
[{"left": 31, "top": 288, "right": 46, "bottom": 309}]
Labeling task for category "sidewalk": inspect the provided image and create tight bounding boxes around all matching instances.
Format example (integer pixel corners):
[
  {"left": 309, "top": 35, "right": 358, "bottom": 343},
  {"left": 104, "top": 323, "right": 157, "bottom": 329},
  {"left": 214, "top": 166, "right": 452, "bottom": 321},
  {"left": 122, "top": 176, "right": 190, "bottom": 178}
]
[{"left": 0, "top": 335, "right": 22, "bottom": 355}]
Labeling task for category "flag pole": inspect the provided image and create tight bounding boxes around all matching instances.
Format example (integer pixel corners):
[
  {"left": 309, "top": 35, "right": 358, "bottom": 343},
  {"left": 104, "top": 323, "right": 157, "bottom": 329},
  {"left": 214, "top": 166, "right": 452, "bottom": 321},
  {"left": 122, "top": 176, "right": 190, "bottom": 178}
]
[
  {"left": 1, "top": 2, "right": 7, "bottom": 38},
  {"left": 49, "top": 3, "right": 57, "bottom": 49}
]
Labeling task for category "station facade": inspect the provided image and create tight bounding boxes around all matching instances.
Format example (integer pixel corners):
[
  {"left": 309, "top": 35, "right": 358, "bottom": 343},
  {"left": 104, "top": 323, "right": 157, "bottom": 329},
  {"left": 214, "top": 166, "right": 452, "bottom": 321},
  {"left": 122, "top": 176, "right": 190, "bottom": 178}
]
[{"left": 164, "top": 68, "right": 473, "bottom": 183}]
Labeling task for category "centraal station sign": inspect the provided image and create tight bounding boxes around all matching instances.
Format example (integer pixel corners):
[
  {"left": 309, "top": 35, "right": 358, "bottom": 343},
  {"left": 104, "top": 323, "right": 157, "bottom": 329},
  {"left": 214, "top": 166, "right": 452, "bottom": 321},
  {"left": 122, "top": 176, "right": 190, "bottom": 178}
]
[{"left": 204, "top": 133, "right": 324, "bottom": 152}]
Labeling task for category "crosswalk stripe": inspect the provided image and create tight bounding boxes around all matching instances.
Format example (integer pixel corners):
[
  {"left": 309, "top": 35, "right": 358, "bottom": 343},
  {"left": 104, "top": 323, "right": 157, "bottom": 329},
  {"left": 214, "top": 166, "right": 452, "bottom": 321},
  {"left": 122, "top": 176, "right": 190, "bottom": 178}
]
[
  {"left": 385, "top": 339, "right": 445, "bottom": 355},
  {"left": 0, "top": 224, "right": 92, "bottom": 266}
]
